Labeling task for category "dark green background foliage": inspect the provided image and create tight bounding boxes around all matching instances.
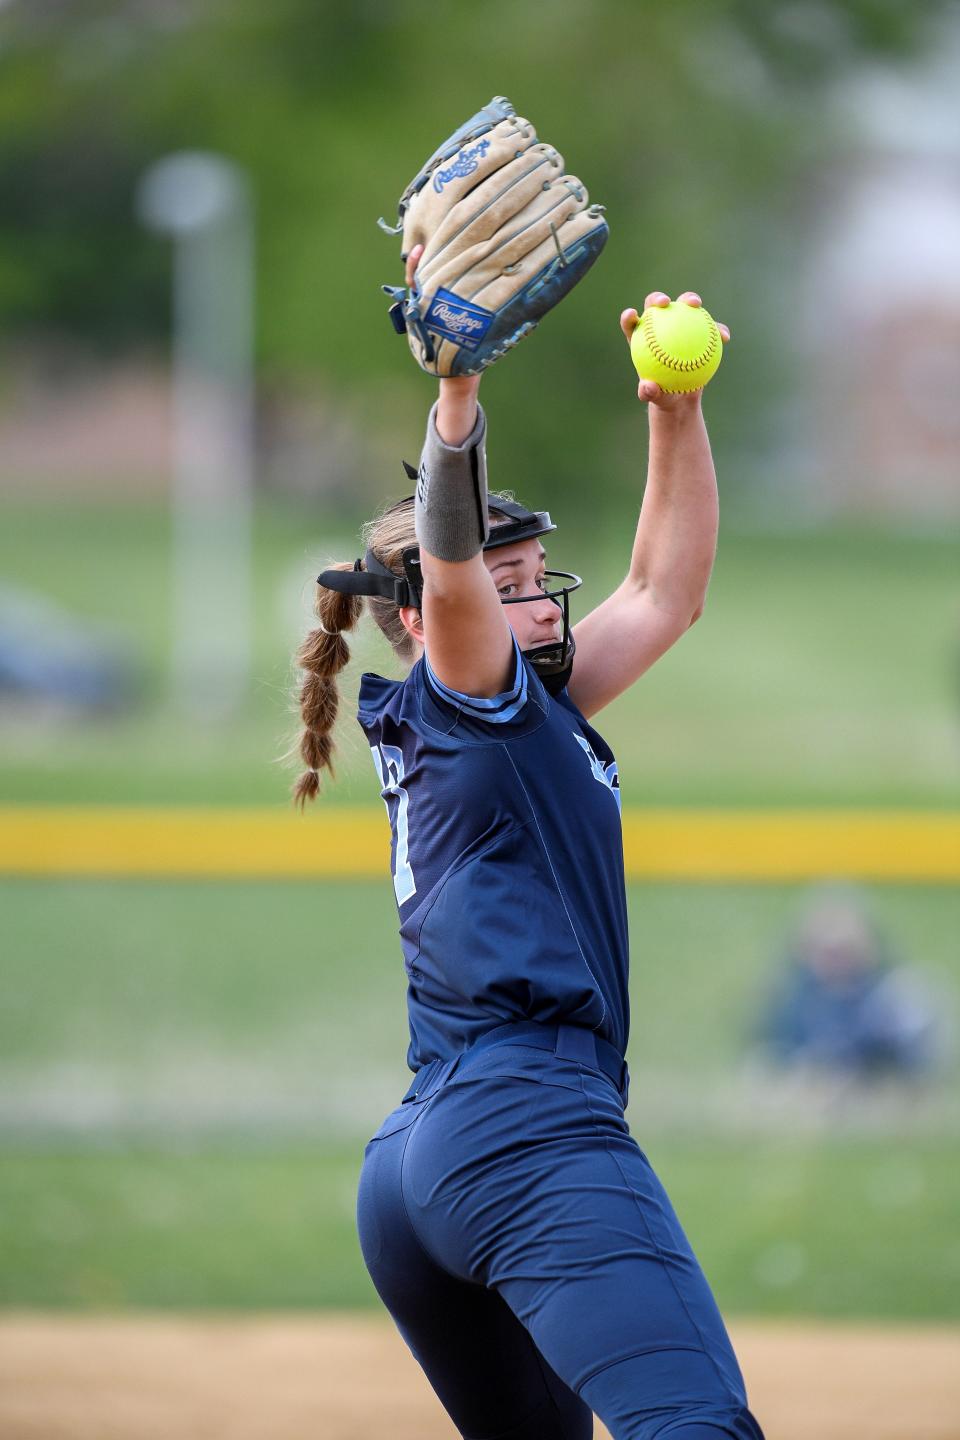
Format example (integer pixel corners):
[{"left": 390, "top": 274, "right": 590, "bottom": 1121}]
[{"left": 0, "top": 0, "right": 951, "bottom": 508}]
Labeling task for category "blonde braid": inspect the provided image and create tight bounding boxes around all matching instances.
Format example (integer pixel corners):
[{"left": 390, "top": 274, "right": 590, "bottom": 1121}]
[{"left": 292, "top": 567, "right": 363, "bottom": 808}]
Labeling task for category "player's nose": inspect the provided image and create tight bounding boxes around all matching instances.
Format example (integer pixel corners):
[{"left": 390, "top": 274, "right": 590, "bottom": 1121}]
[{"left": 531, "top": 594, "right": 562, "bottom": 624}]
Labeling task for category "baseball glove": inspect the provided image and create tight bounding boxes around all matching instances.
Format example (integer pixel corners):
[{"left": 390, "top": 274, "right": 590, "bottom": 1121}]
[{"left": 379, "top": 96, "right": 608, "bottom": 376}]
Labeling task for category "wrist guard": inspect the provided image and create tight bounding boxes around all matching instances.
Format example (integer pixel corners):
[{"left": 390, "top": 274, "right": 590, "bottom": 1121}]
[{"left": 414, "top": 401, "right": 490, "bottom": 562}]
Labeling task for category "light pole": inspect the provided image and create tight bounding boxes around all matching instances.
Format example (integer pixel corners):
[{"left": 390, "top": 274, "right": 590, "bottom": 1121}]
[{"left": 137, "top": 152, "right": 254, "bottom": 719}]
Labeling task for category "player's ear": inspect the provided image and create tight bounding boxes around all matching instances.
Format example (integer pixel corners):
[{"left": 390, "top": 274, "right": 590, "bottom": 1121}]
[{"left": 398, "top": 605, "right": 425, "bottom": 644}]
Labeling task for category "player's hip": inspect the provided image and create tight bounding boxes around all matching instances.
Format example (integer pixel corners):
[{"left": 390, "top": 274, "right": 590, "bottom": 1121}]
[
  {"left": 362, "top": 1020, "right": 630, "bottom": 1173},
  {"left": 359, "top": 1024, "right": 644, "bottom": 1277}
]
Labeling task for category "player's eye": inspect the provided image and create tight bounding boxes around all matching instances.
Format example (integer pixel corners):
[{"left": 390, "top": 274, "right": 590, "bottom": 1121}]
[
  {"left": 536, "top": 574, "right": 548, "bottom": 591},
  {"left": 497, "top": 582, "right": 518, "bottom": 597}
]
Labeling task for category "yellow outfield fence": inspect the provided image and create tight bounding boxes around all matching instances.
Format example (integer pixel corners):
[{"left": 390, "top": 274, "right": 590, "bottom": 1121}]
[{"left": 0, "top": 806, "right": 957, "bottom": 882}]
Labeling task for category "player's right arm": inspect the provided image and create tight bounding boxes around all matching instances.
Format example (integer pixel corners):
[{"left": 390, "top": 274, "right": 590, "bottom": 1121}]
[
  {"left": 403, "top": 245, "right": 515, "bottom": 700},
  {"left": 418, "top": 377, "right": 515, "bottom": 698}
]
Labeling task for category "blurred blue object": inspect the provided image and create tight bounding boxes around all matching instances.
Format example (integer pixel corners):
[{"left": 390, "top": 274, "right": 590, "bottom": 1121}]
[
  {"left": 756, "top": 885, "right": 942, "bottom": 1079},
  {"left": 0, "top": 584, "right": 139, "bottom": 711}
]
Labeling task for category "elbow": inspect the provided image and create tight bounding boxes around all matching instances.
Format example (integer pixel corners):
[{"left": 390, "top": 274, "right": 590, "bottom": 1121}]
[
  {"left": 627, "top": 574, "right": 708, "bottom": 631},
  {"left": 688, "top": 579, "right": 712, "bottom": 626}
]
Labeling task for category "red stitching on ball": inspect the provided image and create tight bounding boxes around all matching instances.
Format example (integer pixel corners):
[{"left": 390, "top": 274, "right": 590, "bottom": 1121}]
[{"left": 641, "top": 311, "right": 719, "bottom": 371}]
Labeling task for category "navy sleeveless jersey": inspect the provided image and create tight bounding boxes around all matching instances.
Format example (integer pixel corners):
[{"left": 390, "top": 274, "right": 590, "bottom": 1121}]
[{"left": 357, "top": 636, "right": 630, "bottom": 1071}]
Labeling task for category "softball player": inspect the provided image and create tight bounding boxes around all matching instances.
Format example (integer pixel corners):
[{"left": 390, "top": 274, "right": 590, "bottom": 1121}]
[{"left": 295, "top": 270, "right": 763, "bottom": 1440}]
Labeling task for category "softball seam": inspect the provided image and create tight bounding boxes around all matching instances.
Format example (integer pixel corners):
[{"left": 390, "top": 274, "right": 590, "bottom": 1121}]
[{"left": 640, "top": 310, "right": 720, "bottom": 372}]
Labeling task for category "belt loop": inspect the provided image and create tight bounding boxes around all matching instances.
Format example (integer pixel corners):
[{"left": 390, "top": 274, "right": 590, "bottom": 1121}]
[{"left": 555, "top": 1025, "right": 599, "bottom": 1068}]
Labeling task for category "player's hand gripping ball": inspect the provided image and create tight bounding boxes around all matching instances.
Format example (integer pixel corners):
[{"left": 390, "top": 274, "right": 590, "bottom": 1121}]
[{"left": 630, "top": 298, "right": 724, "bottom": 394}]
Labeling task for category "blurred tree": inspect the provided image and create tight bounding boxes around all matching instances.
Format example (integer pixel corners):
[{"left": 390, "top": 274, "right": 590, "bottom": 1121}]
[{"left": 0, "top": 0, "right": 951, "bottom": 509}]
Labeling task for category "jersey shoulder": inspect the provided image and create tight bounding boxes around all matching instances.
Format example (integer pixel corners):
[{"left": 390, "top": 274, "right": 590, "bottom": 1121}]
[
  {"left": 358, "top": 639, "right": 551, "bottom": 745},
  {"left": 357, "top": 669, "right": 405, "bottom": 725}
]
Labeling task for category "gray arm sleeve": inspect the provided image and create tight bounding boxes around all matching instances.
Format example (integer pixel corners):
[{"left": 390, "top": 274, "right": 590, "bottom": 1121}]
[{"left": 414, "top": 400, "right": 490, "bottom": 562}]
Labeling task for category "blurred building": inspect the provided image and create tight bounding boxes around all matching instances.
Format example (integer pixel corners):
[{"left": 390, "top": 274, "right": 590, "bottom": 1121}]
[
  {"left": 799, "top": 13, "right": 960, "bottom": 521},
  {"left": 0, "top": 349, "right": 170, "bottom": 497}
]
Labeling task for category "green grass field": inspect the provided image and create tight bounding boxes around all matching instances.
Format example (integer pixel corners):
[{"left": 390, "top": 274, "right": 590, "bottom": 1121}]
[
  {"left": 2, "top": 878, "right": 958, "bottom": 1318},
  {"left": 4, "top": 1137, "right": 959, "bottom": 1319},
  {"left": 2, "top": 499, "right": 958, "bottom": 1320},
  {"left": 0, "top": 500, "right": 957, "bottom": 805}
]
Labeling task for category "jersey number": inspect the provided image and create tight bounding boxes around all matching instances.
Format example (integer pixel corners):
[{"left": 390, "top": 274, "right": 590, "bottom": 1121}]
[{"left": 370, "top": 743, "right": 417, "bottom": 905}]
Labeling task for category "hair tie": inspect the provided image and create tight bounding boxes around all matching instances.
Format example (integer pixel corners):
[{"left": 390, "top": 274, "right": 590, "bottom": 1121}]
[{"left": 316, "top": 619, "right": 340, "bottom": 637}]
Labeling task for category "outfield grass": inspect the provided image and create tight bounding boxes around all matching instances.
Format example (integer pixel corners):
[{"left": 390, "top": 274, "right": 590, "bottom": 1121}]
[
  {"left": 0, "top": 500, "right": 957, "bottom": 805},
  {"left": 3, "top": 880, "right": 957, "bottom": 1090},
  {"left": 1, "top": 877, "right": 957, "bottom": 1317},
  {"left": 3, "top": 1137, "right": 958, "bottom": 1319}
]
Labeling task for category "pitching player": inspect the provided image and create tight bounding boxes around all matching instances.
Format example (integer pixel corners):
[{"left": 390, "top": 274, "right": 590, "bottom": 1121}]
[{"left": 294, "top": 100, "right": 764, "bottom": 1440}]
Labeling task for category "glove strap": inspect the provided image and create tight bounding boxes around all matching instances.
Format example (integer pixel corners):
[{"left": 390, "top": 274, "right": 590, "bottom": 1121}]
[{"left": 380, "top": 283, "right": 437, "bottom": 364}]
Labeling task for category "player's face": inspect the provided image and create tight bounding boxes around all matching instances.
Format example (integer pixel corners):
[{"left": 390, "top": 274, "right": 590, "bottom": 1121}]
[{"left": 484, "top": 539, "right": 562, "bottom": 648}]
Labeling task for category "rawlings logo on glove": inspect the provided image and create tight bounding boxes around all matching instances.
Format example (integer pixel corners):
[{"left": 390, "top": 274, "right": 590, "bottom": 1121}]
[
  {"left": 434, "top": 139, "right": 491, "bottom": 193},
  {"left": 425, "top": 291, "right": 493, "bottom": 348},
  {"left": 379, "top": 96, "right": 608, "bottom": 377}
]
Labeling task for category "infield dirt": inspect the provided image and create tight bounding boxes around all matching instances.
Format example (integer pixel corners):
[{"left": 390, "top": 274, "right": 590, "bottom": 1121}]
[{"left": 1, "top": 1314, "right": 958, "bottom": 1439}]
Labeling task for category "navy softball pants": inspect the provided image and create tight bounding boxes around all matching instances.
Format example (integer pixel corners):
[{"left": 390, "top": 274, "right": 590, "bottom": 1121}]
[{"left": 357, "top": 1025, "right": 765, "bottom": 1440}]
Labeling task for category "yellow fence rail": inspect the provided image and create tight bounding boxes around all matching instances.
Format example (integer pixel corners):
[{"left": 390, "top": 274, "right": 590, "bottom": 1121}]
[{"left": 0, "top": 807, "right": 957, "bottom": 882}]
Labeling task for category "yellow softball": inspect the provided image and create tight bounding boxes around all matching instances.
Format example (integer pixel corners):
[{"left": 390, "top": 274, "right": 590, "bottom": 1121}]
[{"left": 630, "top": 301, "right": 723, "bottom": 393}]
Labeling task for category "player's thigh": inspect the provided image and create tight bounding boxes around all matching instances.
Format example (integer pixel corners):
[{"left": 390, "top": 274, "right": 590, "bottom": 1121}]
[
  {"left": 358, "top": 1110, "right": 592, "bottom": 1440},
  {"left": 402, "top": 1072, "right": 753, "bottom": 1429}
]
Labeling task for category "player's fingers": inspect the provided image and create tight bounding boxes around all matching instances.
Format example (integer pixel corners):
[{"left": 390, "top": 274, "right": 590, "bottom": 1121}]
[
  {"left": 643, "top": 291, "right": 670, "bottom": 309},
  {"left": 637, "top": 379, "right": 661, "bottom": 403},
  {"left": 718, "top": 322, "right": 731, "bottom": 343},
  {"left": 620, "top": 307, "right": 640, "bottom": 341},
  {"left": 677, "top": 291, "right": 702, "bottom": 307},
  {"left": 404, "top": 243, "right": 424, "bottom": 289}
]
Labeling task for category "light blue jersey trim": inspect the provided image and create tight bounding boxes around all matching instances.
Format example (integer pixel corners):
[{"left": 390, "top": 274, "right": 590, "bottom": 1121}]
[{"left": 424, "top": 633, "right": 528, "bottom": 723}]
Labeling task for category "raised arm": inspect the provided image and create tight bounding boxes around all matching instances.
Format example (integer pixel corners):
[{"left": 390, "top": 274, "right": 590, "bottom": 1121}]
[
  {"left": 565, "top": 291, "right": 731, "bottom": 720},
  {"left": 400, "top": 246, "right": 515, "bottom": 699}
]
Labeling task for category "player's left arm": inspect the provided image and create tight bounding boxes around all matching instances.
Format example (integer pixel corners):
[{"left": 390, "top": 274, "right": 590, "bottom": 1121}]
[{"left": 565, "top": 291, "right": 731, "bottom": 721}]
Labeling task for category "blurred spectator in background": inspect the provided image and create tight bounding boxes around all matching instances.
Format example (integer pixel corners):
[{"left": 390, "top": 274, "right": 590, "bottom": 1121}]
[{"left": 754, "top": 884, "right": 941, "bottom": 1083}]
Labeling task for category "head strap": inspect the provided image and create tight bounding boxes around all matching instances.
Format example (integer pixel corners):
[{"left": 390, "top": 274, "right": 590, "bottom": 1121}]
[
  {"left": 316, "top": 553, "right": 419, "bottom": 609},
  {"left": 317, "top": 489, "right": 556, "bottom": 610}
]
